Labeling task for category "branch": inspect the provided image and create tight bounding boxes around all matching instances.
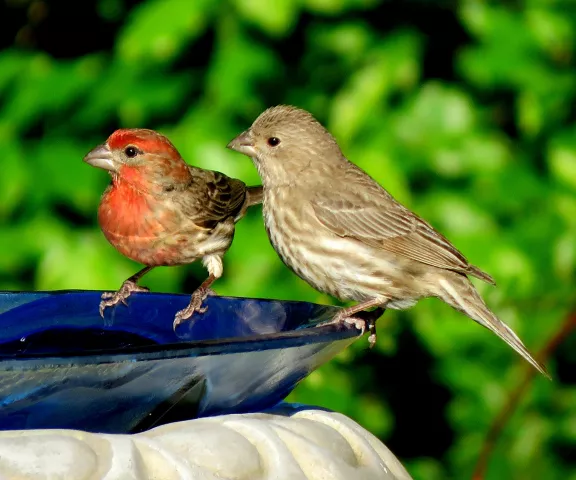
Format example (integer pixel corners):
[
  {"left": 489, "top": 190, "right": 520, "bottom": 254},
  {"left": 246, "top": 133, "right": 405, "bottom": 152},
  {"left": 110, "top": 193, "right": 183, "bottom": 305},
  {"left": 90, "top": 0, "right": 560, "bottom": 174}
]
[{"left": 472, "top": 311, "right": 576, "bottom": 480}]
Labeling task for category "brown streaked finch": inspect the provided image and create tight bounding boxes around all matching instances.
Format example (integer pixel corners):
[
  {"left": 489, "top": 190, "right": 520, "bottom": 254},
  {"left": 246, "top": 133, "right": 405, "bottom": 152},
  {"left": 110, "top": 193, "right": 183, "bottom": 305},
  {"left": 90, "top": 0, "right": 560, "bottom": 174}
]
[
  {"left": 84, "top": 128, "right": 263, "bottom": 328},
  {"left": 227, "top": 105, "right": 548, "bottom": 377}
]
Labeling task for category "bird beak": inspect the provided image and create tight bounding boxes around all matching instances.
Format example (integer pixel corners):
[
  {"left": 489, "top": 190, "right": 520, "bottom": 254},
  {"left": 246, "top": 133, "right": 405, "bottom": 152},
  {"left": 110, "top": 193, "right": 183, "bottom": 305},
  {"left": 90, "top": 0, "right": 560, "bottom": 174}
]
[
  {"left": 83, "top": 144, "right": 118, "bottom": 172},
  {"left": 227, "top": 130, "right": 256, "bottom": 157}
]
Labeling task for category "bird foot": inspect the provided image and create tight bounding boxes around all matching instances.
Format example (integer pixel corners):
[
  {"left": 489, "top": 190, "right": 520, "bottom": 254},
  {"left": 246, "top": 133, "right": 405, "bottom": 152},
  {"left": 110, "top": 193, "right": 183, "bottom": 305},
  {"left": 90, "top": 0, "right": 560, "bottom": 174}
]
[
  {"left": 99, "top": 281, "right": 149, "bottom": 317},
  {"left": 322, "top": 310, "right": 368, "bottom": 333},
  {"left": 172, "top": 287, "right": 215, "bottom": 329},
  {"left": 321, "top": 309, "right": 379, "bottom": 348}
]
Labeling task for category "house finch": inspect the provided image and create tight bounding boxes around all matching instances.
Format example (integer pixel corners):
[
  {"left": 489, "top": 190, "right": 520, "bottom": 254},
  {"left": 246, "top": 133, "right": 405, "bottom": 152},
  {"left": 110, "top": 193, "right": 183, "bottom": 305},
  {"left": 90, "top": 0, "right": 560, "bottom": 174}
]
[
  {"left": 227, "top": 105, "right": 548, "bottom": 377},
  {"left": 84, "top": 128, "right": 262, "bottom": 328}
]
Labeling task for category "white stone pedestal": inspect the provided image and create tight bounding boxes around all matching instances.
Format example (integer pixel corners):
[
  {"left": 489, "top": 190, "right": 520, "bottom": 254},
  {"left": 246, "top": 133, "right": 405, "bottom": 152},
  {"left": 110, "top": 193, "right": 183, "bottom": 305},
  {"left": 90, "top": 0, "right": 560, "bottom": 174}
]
[{"left": 0, "top": 405, "right": 412, "bottom": 479}]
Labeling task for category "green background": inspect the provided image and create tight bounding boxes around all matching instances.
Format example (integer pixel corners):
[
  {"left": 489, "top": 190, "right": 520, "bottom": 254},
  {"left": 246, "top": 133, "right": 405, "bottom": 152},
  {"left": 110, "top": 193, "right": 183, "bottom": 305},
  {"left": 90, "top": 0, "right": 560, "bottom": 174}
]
[{"left": 1, "top": 1, "right": 575, "bottom": 478}]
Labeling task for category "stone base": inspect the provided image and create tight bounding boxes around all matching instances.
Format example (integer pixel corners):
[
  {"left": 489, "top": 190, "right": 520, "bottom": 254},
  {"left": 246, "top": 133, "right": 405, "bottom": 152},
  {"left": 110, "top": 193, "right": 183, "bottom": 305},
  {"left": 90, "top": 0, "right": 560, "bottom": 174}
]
[{"left": 0, "top": 404, "right": 412, "bottom": 479}]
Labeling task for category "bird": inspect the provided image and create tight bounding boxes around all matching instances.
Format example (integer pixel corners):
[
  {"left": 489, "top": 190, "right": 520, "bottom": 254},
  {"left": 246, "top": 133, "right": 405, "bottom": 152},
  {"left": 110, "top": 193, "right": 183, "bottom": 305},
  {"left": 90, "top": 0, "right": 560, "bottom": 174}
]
[
  {"left": 227, "top": 105, "right": 548, "bottom": 377},
  {"left": 84, "top": 128, "right": 263, "bottom": 328}
]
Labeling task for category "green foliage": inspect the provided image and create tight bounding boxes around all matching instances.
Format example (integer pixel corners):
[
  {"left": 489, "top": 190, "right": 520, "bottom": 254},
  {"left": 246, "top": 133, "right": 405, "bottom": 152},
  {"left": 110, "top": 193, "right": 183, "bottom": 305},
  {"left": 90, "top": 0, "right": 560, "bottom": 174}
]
[{"left": 1, "top": 1, "right": 575, "bottom": 478}]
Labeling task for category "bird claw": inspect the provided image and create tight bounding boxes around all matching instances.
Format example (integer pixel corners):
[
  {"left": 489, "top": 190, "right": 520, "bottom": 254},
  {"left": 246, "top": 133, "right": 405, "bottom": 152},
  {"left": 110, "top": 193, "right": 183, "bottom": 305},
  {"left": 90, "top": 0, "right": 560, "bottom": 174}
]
[
  {"left": 321, "top": 311, "right": 368, "bottom": 333},
  {"left": 367, "top": 321, "right": 377, "bottom": 349},
  {"left": 343, "top": 316, "right": 367, "bottom": 334},
  {"left": 99, "top": 281, "right": 149, "bottom": 318},
  {"left": 173, "top": 287, "right": 213, "bottom": 330},
  {"left": 320, "top": 310, "right": 379, "bottom": 348}
]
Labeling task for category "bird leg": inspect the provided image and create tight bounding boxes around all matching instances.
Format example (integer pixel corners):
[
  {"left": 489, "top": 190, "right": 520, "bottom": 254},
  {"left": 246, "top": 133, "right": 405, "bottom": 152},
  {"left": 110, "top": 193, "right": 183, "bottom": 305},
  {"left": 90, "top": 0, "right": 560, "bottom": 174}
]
[
  {"left": 99, "top": 266, "right": 154, "bottom": 317},
  {"left": 358, "top": 307, "right": 385, "bottom": 349},
  {"left": 173, "top": 274, "right": 217, "bottom": 329},
  {"left": 321, "top": 298, "right": 388, "bottom": 347}
]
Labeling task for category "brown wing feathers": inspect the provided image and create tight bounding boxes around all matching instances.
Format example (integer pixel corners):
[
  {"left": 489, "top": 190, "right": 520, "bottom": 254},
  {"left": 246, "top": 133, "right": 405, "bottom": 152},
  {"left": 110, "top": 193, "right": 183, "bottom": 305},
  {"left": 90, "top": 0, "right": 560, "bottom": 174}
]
[{"left": 312, "top": 190, "right": 495, "bottom": 284}]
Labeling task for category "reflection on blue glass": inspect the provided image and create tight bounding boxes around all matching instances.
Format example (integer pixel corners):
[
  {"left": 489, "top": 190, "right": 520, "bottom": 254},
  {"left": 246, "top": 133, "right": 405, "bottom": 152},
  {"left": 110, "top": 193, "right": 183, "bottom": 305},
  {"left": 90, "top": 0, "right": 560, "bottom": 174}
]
[{"left": 0, "top": 291, "right": 364, "bottom": 434}]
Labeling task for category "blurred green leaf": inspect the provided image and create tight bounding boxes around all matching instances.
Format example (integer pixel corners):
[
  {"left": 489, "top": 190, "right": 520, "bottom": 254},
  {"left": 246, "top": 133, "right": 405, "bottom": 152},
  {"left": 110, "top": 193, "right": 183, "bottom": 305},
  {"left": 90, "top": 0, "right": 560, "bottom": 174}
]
[
  {"left": 0, "top": 139, "right": 28, "bottom": 219},
  {"left": 330, "top": 30, "right": 421, "bottom": 144},
  {"left": 0, "top": 55, "right": 98, "bottom": 133},
  {"left": 117, "top": 0, "right": 215, "bottom": 63},
  {"left": 305, "top": 0, "right": 381, "bottom": 15},
  {"left": 233, "top": 0, "right": 299, "bottom": 36},
  {"left": 548, "top": 129, "right": 576, "bottom": 190}
]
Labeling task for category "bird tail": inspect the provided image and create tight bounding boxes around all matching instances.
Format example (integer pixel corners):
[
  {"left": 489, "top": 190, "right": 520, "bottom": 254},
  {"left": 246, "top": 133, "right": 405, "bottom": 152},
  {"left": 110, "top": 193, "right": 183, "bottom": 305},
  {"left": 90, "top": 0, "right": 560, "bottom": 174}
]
[
  {"left": 234, "top": 185, "right": 263, "bottom": 222},
  {"left": 436, "top": 274, "right": 549, "bottom": 378},
  {"left": 468, "top": 264, "right": 496, "bottom": 285},
  {"left": 245, "top": 185, "right": 263, "bottom": 206}
]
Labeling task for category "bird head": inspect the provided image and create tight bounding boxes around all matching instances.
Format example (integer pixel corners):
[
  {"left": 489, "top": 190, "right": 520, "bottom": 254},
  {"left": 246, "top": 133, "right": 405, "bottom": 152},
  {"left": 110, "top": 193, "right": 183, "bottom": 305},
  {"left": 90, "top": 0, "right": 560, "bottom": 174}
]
[
  {"left": 83, "top": 129, "right": 191, "bottom": 193},
  {"left": 227, "top": 105, "right": 344, "bottom": 186}
]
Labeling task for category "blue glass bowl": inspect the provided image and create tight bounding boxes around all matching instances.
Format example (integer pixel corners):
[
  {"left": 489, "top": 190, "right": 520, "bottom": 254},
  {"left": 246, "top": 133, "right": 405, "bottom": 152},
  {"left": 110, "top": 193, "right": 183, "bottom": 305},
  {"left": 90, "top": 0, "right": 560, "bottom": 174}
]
[{"left": 0, "top": 291, "right": 372, "bottom": 434}]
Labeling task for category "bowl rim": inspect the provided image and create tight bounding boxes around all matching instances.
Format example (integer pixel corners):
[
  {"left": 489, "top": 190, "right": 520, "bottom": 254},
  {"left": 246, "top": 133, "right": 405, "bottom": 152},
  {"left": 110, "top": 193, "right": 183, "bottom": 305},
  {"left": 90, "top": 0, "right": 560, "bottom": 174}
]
[
  {"left": 0, "top": 290, "right": 360, "bottom": 368},
  {"left": 0, "top": 325, "right": 359, "bottom": 368}
]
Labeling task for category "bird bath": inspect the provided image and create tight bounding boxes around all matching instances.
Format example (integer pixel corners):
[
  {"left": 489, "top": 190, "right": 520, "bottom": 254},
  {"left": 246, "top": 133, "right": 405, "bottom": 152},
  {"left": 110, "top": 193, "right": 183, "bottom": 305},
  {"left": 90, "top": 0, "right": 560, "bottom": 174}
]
[{"left": 0, "top": 291, "right": 370, "bottom": 434}]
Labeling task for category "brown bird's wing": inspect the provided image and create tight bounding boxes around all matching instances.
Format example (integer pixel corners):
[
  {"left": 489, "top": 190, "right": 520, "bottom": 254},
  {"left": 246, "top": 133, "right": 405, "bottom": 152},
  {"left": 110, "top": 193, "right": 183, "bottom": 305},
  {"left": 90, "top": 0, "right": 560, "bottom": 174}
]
[
  {"left": 311, "top": 171, "right": 495, "bottom": 284},
  {"left": 170, "top": 167, "right": 249, "bottom": 229}
]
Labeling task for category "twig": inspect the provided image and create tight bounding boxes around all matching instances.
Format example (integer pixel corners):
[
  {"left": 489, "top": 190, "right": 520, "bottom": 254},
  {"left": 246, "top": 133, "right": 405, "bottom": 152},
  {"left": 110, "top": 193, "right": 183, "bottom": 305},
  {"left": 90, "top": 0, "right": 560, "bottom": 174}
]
[{"left": 472, "top": 311, "right": 576, "bottom": 480}]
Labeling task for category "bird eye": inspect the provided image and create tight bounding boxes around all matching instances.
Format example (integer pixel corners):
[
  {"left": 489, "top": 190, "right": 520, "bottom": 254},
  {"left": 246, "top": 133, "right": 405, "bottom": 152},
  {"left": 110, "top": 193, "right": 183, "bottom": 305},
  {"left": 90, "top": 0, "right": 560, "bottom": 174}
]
[
  {"left": 267, "top": 137, "right": 281, "bottom": 147},
  {"left": 124, "top": 146, "right": 138, "bottom": 158}
]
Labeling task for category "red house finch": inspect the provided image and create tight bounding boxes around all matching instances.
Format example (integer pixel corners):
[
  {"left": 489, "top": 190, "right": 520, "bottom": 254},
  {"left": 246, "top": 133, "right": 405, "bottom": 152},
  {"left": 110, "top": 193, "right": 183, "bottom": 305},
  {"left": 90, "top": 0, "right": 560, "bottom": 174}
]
[
  {"left": 84, "top": 128, "right": 262, "bottom": 328},
  {"left": 227, "top": 105, "right": 547, "bottom": 377}
]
